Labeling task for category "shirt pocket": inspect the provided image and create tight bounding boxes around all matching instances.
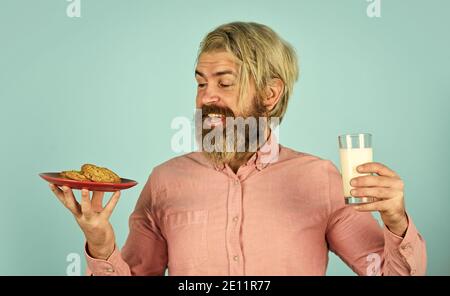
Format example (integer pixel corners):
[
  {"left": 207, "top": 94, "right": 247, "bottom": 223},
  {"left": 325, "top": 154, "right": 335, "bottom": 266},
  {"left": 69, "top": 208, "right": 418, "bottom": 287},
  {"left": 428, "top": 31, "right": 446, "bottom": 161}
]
[{"left": 164, "top": 209, "right": 208, "bottom": 270}]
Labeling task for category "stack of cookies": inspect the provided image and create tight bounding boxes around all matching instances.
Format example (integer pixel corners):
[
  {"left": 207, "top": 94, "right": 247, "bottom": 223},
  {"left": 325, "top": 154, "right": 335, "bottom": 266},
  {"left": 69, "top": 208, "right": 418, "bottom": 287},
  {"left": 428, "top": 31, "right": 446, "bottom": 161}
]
[{"left": 60, "top": 164, "right": 121, "bottom": 183}]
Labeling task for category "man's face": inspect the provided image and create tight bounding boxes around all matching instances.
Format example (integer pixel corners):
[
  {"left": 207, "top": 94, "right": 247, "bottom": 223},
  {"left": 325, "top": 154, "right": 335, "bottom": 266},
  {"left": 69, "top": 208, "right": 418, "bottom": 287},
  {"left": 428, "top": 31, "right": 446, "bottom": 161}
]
[
  {"left": 195, "top": 51, "right": 255, "bottom": 117},
  {"left": 195, "top": 51, "right": 267, "bottom": 164}
]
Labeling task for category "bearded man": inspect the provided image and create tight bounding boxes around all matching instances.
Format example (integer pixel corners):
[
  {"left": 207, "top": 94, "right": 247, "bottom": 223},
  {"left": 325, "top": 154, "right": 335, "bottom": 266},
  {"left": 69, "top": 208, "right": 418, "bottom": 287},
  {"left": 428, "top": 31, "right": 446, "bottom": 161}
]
[{"left": 49, "top": 22, "right": 426, "bottom": 276}]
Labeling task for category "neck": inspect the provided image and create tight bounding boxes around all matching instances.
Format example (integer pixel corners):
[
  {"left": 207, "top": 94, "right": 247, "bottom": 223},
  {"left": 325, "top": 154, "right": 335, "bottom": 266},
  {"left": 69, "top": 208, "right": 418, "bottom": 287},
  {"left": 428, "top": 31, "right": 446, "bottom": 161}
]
[
  {"left": 228, "top": 153, "right": 254, "bottom": 173},
  {"left": 227, "top": 128, "right": 272, "bottom": 174}
]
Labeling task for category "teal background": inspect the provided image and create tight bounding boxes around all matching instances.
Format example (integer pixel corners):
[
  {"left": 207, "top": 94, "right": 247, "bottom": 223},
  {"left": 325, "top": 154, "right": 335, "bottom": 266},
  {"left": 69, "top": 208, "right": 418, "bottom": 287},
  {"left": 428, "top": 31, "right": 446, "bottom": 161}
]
[{"left": 0, "top": 0, "right": 448, "bottom": 275}]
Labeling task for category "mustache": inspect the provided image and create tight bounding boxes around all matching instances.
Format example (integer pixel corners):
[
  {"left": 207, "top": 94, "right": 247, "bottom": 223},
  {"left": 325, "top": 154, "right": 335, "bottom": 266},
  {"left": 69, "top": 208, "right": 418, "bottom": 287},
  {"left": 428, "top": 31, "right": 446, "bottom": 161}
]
[{"left": 200, "top": 105, "right": 235, "bottom": 119}]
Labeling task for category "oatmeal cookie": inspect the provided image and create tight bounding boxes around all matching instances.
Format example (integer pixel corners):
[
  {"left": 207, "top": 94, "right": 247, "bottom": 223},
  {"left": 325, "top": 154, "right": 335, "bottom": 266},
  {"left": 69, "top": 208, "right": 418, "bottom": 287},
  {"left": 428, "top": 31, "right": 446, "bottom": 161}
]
[
  {"left": 81, "top": 164, "right": 121, "bottom": 183},
  {"left": 60, "top": 170, "right": 90, "bottom": 181}
]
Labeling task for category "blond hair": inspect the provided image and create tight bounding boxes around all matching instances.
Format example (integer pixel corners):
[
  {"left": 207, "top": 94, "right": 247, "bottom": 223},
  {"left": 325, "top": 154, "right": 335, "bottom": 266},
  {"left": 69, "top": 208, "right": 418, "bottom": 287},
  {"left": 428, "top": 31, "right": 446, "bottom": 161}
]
[{"left": 197, "top": 22, "right": 299, "bottom": 122}]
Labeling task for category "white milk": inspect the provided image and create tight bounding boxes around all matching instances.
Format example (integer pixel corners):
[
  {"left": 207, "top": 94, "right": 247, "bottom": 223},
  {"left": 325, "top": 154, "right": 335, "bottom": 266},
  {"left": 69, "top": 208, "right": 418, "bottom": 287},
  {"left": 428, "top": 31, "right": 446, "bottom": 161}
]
[{"left": 339, "top": 148, "right": 373, "bottom": 197}]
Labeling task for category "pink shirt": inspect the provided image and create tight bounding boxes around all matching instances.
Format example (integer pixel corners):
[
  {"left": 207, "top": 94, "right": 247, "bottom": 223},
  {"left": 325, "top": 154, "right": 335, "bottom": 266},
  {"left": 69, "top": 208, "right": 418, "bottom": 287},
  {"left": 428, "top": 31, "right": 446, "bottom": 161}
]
[{"left": 85, "top": 135, "right": 427, "bottom": 275}]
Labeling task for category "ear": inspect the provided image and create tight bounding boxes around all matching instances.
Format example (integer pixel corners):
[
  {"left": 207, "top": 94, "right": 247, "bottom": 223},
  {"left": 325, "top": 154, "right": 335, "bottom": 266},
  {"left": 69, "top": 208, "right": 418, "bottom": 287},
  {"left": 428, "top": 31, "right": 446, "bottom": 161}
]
[{"left": 263, "top": 78, "right": 284, "bottom": 112}]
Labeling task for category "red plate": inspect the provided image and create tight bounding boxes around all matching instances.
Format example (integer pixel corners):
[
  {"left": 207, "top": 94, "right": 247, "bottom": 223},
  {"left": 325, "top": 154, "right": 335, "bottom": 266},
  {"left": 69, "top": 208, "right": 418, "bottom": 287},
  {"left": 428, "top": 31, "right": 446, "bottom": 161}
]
[{"left": 39, "top": 172, "right": 138, "bottom": 192}]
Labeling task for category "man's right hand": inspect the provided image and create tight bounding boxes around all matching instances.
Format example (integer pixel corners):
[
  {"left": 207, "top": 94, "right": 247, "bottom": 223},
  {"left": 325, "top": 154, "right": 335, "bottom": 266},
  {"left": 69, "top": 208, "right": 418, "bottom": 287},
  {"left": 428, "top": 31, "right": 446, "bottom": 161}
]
[{"left": 49, "top": 184, "right": 121, "bottom": 260}]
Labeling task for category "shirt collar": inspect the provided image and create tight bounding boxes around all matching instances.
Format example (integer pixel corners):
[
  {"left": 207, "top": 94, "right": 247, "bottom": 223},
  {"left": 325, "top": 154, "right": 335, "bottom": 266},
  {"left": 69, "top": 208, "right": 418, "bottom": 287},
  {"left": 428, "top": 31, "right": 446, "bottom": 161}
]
[
  {"left": 213, "top": 131, "right": 280, "bottom": 172},
  {"left": 254, "top": 131, "right": 280, "bottom": 171}
]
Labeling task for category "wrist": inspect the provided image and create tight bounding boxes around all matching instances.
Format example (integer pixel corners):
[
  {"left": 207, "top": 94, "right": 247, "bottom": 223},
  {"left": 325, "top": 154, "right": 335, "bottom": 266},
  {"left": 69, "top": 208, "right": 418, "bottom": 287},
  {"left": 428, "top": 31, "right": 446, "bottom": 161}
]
[
  {"left": 87, "top": 240, "right": 115, "bottom": 260},
  {"left": 385, "top": 212, "right": 409, "bottom": 237}
]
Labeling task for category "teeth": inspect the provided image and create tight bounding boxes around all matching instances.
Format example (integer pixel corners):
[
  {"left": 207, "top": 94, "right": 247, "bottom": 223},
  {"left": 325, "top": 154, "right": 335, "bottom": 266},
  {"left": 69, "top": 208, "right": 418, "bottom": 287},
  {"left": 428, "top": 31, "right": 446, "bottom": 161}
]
[
  {"left": 208, "top": 113, "right": 224, "bottom": 118},
  {"left": 205, "top": 113, "right": 224, "bottom": 127}
]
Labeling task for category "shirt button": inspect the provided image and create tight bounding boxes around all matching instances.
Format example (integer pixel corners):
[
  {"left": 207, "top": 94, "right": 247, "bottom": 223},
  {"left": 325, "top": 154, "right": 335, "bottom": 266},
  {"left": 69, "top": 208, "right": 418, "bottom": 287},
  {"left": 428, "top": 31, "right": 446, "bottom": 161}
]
[
  {"left": 233, "top": 256, "right": 239, "bottom": 261},
  {"left": 233, "top": 179, "right": 239, "bottom": 185},
  {"left": 105, "top": 268, "right": 115, "bottom": 273},
  {"left": 233, "top": 216, "right": 239, "bottom": 222}
]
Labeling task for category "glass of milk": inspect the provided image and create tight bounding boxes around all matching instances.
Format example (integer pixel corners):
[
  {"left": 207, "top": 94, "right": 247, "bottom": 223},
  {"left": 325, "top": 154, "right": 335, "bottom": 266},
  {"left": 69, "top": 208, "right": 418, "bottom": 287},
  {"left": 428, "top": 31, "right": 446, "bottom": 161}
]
[{"left": 338, "top": 133, "right": 374, "bottom": 205}]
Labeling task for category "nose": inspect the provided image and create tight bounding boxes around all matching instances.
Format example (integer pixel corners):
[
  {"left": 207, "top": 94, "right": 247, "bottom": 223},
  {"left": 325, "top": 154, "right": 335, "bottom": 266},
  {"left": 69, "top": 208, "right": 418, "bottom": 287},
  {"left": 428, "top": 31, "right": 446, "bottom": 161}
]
[{"left": 199, "top": 85, "right": 220, "bottom": 106}]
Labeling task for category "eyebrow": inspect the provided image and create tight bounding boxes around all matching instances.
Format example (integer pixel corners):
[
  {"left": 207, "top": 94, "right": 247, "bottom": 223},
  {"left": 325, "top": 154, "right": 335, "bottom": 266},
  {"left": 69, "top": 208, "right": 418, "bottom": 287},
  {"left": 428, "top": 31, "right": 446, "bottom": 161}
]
[{"left": 195, "top": 70, "right": 236, "bottom": 78}]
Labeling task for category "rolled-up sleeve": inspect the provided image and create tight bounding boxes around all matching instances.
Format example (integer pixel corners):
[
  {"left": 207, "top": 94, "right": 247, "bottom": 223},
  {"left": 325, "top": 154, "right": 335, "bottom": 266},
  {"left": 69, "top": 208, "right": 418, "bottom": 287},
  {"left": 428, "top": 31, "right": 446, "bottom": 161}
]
[
  {"left": 382, "top": 216, "right": 427, "bottom": 275},
  {"left": 85, "top": 243, "right": 131, "bottom": 276},
  {"left": 84, "top": 171, "right": 168, "bottom": 276}
]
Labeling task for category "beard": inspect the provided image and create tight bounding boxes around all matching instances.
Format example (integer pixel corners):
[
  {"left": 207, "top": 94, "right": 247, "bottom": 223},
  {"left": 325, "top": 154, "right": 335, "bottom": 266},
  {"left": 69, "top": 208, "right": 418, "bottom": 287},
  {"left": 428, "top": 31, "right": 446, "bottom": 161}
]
[{"left": 195, "top": 97, "right": 269, "bottom": 166}]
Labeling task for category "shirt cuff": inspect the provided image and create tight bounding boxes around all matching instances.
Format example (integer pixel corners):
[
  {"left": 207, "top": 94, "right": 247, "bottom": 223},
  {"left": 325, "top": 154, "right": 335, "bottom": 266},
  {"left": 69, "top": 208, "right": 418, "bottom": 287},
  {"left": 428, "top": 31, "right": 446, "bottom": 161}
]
[
  {"left": 84, "top": 242, "right": 123, "bottom": 276},
  {"left": 383, "top": 214, "right": 422, "bottom": 275}
]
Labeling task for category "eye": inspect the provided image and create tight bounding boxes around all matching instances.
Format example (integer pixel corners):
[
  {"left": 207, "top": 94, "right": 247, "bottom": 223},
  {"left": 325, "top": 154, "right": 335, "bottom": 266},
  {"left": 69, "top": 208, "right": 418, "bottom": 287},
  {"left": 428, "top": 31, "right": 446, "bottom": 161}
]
[
  {"left": 197, "top": 83, "right": 207, "bottom": 88},
  {"left": 220, "top": 82, "right": 232, "bottom": 88}
]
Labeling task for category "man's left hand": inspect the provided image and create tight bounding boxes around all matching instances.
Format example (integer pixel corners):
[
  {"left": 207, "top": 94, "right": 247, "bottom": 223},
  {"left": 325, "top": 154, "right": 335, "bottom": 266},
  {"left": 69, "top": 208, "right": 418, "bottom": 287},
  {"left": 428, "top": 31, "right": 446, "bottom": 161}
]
[{"left": 350, "top": 162, "right": 408, "bottom": 237}]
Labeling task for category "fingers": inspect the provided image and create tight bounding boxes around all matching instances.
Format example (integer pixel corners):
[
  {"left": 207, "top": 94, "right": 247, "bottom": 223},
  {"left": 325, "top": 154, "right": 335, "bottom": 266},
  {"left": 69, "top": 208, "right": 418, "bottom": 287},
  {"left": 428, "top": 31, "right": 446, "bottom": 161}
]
[
  {"left": 49, "top": 183, "right": 65, "bottom": 203},
  {"left": 60, "top": 186, "right": 82, "bottom": 217},
  {"left": 80, "top": 189, "right": 93, "bottom": 218},
  {"left": 350, "top": 187, "right": 403, "bottom": 200},
  {"left": 91, "top": 191, "right": 105, "bottom": 212},
  {"left": 49, "top": 184, "right": 120, "bottom": 219},
  {"left": 357, "top": 162, "right": 399, "bottom": 178},
  {"left": 102, "top": 191, "right": 121, "bottom": 219},
  {"left": 351, "top": 175, "right": 404, "bottom": 189},
  {"left": 353, "top": 200, "right": 388, "bottom": 212}
]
